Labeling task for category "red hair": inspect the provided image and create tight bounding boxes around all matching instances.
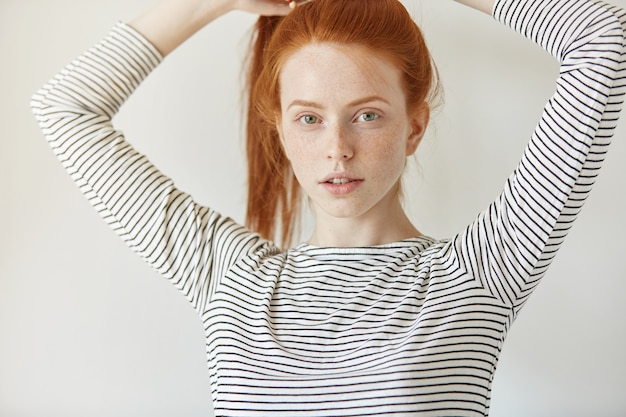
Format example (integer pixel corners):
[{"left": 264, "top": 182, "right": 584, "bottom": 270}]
[{"left": 245, "top": 0, "right": 440, "bottom": 247}]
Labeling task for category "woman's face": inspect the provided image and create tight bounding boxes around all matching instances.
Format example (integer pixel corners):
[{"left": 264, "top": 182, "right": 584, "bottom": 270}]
[{"left": 276, "top": 42, "right": 427, "bottom": 225}]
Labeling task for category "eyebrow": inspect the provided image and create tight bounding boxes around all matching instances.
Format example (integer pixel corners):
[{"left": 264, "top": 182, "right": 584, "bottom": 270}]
[{"left": 286, "top": 95, "right": 391, "bottom": 110}]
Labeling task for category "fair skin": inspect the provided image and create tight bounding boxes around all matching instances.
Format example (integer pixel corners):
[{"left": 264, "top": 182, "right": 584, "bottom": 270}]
[
  {"left": 129, "top": 0, "right": 496, "bottom": 246},
  {"left": 277, "top": 43, "right": 427, "bottom": 246}
]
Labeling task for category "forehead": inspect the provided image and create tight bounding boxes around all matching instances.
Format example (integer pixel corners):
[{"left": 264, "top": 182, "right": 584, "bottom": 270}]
[{"left": 279, "top": 42, "right": 406, "bottom": 106}]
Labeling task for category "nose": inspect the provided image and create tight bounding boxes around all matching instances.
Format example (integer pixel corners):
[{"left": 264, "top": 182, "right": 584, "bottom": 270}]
[{"left": 326, "top": 124, "right": 354, "bottom": 161}]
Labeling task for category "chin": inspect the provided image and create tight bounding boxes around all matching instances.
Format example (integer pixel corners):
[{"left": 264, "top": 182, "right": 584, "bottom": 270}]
[{"left": 318, "top": 202, "right": 377, "bottom": 221}]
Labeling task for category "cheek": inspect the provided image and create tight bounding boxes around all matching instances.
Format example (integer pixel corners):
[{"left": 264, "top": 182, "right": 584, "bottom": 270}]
[
  {"left": 376, "top": 146, "right": 407, "bottom": 179},
  {"left": 281, "top": 125, "right": 316, "bottom": 162},
  {"left": 288, "top": 149, "right": 315, "bottom": 178},
  {"left": 370, "top": 127, "right": 410, "bottom": 163},
  {"left": 281, "top": 135, "right": 314, "bottom": 179},
  {"left": 278, "top": 125, "right": 298, "bottom": 162}
]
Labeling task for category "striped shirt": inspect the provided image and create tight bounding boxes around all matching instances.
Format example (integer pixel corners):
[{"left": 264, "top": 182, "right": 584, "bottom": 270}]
[{"left": 31, "top": 0, "right": 626, "bottom": 415}]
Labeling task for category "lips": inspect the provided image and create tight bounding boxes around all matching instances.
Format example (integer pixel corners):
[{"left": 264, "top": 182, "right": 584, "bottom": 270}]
[
  {"left": 320, "top": 173, "right": 362, "bottom": 184},
  {"left": 327, "top": 178, "right": 353, "bottom": 185},
  {"left": 320, "top": 173, "right": 363, "bottom": 195}
]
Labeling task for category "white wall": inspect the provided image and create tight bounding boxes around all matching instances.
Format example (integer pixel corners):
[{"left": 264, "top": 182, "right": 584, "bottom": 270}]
[{"left": 1, "top": 0, "right": 624, "bottom": 416}]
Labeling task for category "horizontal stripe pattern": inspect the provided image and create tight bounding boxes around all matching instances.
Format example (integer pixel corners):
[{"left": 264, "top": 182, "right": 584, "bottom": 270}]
[{"left": 31, "top": 0, "right": 625, "bottom": 415}]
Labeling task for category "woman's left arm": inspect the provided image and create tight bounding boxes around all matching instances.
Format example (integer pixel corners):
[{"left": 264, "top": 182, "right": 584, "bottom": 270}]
[
  {"left": 450, "top": 0, "right": 626, "bottom": 313},
  {"left": 455, "top": 0, "right": 496, "bottom": 14}
]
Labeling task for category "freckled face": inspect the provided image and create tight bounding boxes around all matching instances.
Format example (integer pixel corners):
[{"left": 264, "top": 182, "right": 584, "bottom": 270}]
[{"left": 276, "top": 43, "right": 426, "bottom": 223}]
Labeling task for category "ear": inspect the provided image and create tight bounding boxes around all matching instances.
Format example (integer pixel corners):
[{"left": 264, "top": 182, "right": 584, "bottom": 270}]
[{"left": 406, "top": 104, "right": 430, "bottom": 156}]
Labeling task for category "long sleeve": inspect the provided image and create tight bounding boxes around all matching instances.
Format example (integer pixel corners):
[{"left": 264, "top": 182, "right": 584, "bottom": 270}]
[
  {"left": 30, "top": 23, "right": 271, "bottom": 313},
  {"left": 453, "top": 0, "right": 626, "bottom": 314}
]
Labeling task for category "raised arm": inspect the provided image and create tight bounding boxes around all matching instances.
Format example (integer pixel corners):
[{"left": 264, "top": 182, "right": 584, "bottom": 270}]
[
  {"left": 446, "top": 0, "right": 625, "bottom": 312},
  {"left": 455, "top": 0, "right": 497, "bottom": 14},
  {"left": 129, "top": 0, "right": 293, "bottom": 56},
  {"left": 30, "top": 0, "right": 291, "bottom": 312}
]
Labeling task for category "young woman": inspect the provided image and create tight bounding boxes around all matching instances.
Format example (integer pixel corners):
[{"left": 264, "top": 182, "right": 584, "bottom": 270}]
[{"left": 31, "top": 0, "right": 625, "bottom": 415}]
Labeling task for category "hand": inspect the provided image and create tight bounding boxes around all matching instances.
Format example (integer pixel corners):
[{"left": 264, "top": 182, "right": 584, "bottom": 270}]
[
  {"left": 230, "top": 0, "right": 296, "bottom": 16},
  {"left": 131, "top": 0, "right": 309, "bottom": 56}
]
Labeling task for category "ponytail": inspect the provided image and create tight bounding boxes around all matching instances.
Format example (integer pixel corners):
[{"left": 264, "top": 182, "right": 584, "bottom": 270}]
[{"left": 245, "top": 16, "right": 301, "bottom": 248}]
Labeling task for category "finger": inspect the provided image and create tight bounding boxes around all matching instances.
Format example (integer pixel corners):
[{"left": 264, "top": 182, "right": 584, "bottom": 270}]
[
  {"left": 238, "top": 0, "right": 290, "bottom": 16},
  {"left": 250, "top": 0, "right": 313, "bottom": 17}
]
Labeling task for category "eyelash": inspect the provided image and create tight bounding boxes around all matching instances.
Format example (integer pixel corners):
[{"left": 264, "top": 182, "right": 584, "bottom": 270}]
[
  {"left": 298, "top": 114, "right": 319, "bottom": 125},
  {"left": 295, "top": 111, "right": 381, "bottom": 125},
  {"left": 356, "top": 112, "right": 380, "bottom": 122}
]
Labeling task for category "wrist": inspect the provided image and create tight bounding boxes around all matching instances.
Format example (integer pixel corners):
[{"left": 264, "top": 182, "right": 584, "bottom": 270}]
[{"left": 130, "top": 0, "right": 233, "bottom": 56}]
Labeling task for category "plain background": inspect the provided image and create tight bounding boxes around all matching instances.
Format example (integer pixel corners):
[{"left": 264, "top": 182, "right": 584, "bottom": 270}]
[{"left": 1, "top": 0, "right": 625, "bottom": 416}]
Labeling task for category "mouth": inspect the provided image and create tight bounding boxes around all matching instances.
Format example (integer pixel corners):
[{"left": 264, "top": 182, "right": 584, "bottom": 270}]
[
  {"left": 320, "top": 174, "right": 363, "bottom": 195},
  {"left": 326, "top": 178, "right": 356, "bottom": 185},
  {"left": 320, "top": 173, "right": 363, "bottom": 185}
]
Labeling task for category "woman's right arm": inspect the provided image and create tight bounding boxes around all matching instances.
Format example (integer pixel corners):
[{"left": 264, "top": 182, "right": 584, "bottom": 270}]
[
  {"left": 30, "top": 1, "right": 289, "bottom": 311},
  {"left": 130, "top": 0, "right": 292, "bottom": 56}
]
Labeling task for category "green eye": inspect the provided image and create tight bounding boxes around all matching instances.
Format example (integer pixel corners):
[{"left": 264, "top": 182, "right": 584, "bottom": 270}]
[
  {"left": 300, "top": 115, "right": 319, "bottom": 124},
  {"left": 358, "top": 112, "right": 379, "bottom": 122}
]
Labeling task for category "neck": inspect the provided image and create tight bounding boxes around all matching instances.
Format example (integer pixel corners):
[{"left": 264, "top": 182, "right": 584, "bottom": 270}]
[{"left": 308, "top": 202, "right": 421, "bottom": 248}]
